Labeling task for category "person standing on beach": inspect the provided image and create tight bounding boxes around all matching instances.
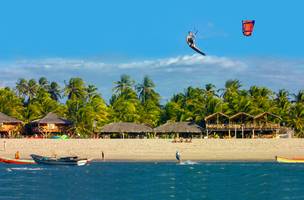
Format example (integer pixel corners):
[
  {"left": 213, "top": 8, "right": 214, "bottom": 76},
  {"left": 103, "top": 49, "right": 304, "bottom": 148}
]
[
  {"left": 15, "top": 151, "right": 20, "bottom": 159},
  {"left": 102, "top": 151, "right": 105, "bottom": 161}
]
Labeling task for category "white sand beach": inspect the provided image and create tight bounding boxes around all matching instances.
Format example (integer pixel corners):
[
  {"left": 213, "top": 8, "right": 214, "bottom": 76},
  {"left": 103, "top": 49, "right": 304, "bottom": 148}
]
[{"left": 1, "top": 139, "right": 304, "bottom": 161}]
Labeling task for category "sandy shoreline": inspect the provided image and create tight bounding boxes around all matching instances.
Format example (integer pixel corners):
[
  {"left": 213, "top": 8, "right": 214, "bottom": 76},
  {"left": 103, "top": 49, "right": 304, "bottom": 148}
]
[{"left": 0, "top": 139, "right": 304, "bottom": 161}]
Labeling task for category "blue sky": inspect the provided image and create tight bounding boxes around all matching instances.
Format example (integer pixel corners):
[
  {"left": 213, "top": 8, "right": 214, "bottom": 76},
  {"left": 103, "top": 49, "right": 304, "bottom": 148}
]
[{"left": 0, "top": 0, "right": 304, "bottom": 102}]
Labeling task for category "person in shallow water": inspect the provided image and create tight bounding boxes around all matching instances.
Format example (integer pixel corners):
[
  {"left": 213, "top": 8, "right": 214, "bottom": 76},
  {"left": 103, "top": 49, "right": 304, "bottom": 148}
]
[{"left": 176, "top": 151, "right": 181, "bottom": 163}]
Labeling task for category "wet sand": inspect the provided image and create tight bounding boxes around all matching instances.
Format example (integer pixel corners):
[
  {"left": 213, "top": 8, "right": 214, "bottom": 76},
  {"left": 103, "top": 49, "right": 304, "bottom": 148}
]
[{"left": 0, "top": 139, "right": 303, "bottom": 161}]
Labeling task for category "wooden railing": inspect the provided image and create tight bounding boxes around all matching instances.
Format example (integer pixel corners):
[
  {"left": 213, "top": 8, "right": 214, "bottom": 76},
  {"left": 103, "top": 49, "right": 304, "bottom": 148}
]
[
  {"left": 32, "top": 126, "right": 68, "bottom": 133},
  {"left": 0, "top": 124, "right": 19, "bottom": 132},
  {"left": 206, "top": 123, "right": 280, "bottom": 130}
]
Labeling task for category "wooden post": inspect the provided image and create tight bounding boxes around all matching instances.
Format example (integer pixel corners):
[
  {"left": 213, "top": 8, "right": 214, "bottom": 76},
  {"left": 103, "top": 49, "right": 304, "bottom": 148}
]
[
  {"left": 252, "top": 129, "right": 255, "bottom": 139},
  {"left": 234, "top": 125, "right": 237, "bottom": 138},
  {"left": 3, "top": 141, "right": 6, "bottom": 152},
  {"left": 228, "top": 129, "right": 231, "bottom": 138},
  {"left": 242, "top": 125, "right": 244, "bottom": 138},
  {"left": 207, "top": 129, "right": 209, "bottom": 138}
]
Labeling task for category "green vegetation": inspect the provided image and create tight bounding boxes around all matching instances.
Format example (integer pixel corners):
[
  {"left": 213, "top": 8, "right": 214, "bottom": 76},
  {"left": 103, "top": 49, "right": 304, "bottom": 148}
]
[{"left": 1, "top": 76, "right": 304, "bottom": 137}]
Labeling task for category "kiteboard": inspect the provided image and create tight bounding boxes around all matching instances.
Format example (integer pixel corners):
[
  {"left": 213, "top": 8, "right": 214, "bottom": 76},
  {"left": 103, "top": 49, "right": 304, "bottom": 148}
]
[{"left": 190, "top": 45, "right": 206, "bottom": 56}]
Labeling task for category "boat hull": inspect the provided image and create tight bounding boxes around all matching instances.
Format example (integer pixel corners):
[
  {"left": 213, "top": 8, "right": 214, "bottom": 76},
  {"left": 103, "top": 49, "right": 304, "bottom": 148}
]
[
  {"left": 275, "top": 156, "right": 304, "bottom": 163},
  {"left": 0, "top": 157, "right": 36, "bottom": 164},
  {"left": 30, "top": 154, "right": 88, "bottom": 166}
]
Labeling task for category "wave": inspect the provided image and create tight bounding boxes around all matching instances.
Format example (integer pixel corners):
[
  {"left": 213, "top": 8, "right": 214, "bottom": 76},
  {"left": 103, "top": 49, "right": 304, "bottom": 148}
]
[{"left": 7, "top": 167, "right": 44, "bottom": 171}]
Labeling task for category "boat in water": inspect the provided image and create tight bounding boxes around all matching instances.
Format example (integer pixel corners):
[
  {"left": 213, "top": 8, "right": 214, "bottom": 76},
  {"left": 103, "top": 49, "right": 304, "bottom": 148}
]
[
  {"left": 0, "top": 157, "right": 36, "bottom": 164},
  {"left": 30, "top": 154, "right": 88, "bottom": 166},
  {"left": 275, "top": 156, "right": 304, "bottom": 163}
]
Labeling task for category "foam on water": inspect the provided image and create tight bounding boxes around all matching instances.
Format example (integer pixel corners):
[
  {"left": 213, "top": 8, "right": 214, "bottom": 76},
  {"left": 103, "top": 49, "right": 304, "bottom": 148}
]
[
  {"left": 178, "top": 160, "right": 199, "bottom": 165},
  {"left": 7, "top": 167, "right": 44, "bottom": 171}
]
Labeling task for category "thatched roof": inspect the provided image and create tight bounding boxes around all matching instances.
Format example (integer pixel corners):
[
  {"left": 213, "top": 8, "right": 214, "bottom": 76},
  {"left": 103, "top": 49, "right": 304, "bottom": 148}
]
[
  {"left": 100, "top": 122, "right": 153, "bottom": 133},
  {"left": 229, "top": 112, "right": 254, "bottom": 120},
  {"left": 205, "top": 112, "right": 229, "bottom": 121},
  {"left": 154, "top": 122, "right": 202, "bottom": 133},
  {"left": 0, "top": 112, "right": 22, "bottom": 124},
  {"left": 32, "top": 112, "right": 72, "bottom": 125},
  {"left": 254, "top": 112, "right": 282, "bottom": 120}
]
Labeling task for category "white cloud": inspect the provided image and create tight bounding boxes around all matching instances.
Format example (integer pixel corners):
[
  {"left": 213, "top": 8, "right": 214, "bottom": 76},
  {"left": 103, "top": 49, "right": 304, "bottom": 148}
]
[
  {"left": 118, "top": 54, "right": 247, "bottom": 71},
  {"left": 0, "top": 55, "right": 303, "bottom": 101}
]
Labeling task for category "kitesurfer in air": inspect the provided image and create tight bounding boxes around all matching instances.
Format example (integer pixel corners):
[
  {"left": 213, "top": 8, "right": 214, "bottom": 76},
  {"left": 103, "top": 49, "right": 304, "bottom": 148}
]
[
  {"left": 186, "top": 31, "right": 206, "bottom": 56},
  {"left": 186, "top": 31, "right": 196, "bottom": 48}
]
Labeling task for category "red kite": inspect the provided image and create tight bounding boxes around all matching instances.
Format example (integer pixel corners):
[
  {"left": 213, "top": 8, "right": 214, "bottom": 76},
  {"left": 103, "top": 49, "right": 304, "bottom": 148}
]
[{"left": 242, "top": 20, "right": 255, "bottom": 36}]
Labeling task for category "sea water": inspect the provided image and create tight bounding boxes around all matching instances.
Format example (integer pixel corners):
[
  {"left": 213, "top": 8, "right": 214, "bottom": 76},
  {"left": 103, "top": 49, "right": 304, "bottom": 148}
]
[{"left": 1, "top": 162, "right": 304, "bottom": 200}]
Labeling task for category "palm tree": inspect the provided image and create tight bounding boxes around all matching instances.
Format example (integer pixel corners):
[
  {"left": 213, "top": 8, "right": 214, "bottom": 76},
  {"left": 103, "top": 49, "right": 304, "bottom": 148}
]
[
  {"left": 275, "top": 89, "right": 291, "bottom": 119},
  {"left": 249, "top": 86, "right": 274, "bottom": 114},
  {"left": 16, "top": 79, "right": 38, "bottom": 104},
  {"left": 48, "top": 82, "right": 61, "bottom": 101},
  {"left": 38, "top": 77, "right": 49, "bottom": 90},
  {"left": 221, "top": 79, "right": 242, "bottom": 101},
  {"left": 16, "top": 78, "right": 28, "bottom": 98},
  {"left": 203, "top": 83, "right": 217, "bottom": 96},
  {"left": 113, "top": 74, "right": 135, "bottom": 95},
  {"left": 86, "top": 84, "right": 99, "bottom": 99},
  {"left": 293, "top": 90, "right": 304, "bottom": 103},
  {"left": 0, "top": 87, "right": 24, "bottom": 119},
  {"left": 287, "top": 103, "right": 304, "bottom": 137},
  {"left": 136, "top": 75, "right": 159, "bottom": 104},
  {"left": 64, "top": 78, "right": 87, "bottom": 99},
  {"left": 26, "top": 79, "right": 39, "bottom": 103}
]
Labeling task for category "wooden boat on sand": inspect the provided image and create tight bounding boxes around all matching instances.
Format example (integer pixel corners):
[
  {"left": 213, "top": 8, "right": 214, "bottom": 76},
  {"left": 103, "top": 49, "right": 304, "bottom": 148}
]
[
  {"left": 275, "top": 156, "right": 304, "bottom": 163},
  {"left": 31, "top": 154, "right": 88, "bottom": 166},
  {"left": 0, "top": 157, "right": 36, "bottom": 164}
]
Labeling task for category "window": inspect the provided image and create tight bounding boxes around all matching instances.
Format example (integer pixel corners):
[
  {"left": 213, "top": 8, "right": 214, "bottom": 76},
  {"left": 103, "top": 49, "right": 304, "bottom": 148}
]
[{"left": 48, "top": 123, "right": 55, "bottom": 129}]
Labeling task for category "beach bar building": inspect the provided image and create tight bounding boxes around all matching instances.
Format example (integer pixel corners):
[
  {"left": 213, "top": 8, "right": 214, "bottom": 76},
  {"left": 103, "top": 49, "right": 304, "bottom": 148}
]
[
  {"left": 31, "top": 112, "right": 72, "bottom": 137},
  {"left": 205, "top": 112, "right": 282, "bottom": 138},
  {"left": 100, "top": 122, "right": 153, "bottom": 138},
  {"left": 0, "top": 112, "right": 23, "bottom": 138},
  {"left": 154, "top": 121, "right": 203, "bottom": 138}
]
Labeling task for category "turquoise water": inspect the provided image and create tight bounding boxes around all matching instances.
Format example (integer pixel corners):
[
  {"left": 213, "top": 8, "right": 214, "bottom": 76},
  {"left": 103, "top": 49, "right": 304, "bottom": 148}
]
[{"left": 1, "top": 162, "right": 304, "bottom": 200}]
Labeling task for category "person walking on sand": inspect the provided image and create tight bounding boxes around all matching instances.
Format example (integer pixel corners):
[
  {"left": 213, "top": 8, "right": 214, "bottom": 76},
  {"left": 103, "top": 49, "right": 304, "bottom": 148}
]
[{"left": 102, "top": 151, "right": 105, "bottom": 161}]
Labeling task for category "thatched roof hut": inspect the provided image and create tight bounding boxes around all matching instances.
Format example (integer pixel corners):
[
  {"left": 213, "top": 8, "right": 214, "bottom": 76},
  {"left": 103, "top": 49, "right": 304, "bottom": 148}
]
[
  {"left": 154, "top": 122, "right": 202, "bottom": 133},
  {"left": 0, "top": 112, "right": 22, "bottom": 124},
  {"left": 32, "top": 112, "right": 71, "bottom": 125},
  {"left": 30, "top": 113, "right": 72, "bottom": 135},
  {"left": 0, "top": 112, "right": 23, "bottom": 137},
  {"left": 100, "top": 122, "right": 153, "bottom": 133}
]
